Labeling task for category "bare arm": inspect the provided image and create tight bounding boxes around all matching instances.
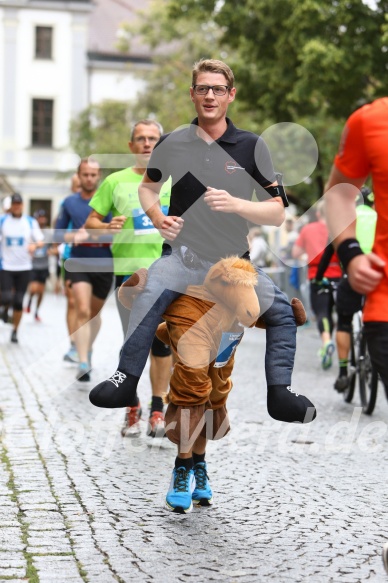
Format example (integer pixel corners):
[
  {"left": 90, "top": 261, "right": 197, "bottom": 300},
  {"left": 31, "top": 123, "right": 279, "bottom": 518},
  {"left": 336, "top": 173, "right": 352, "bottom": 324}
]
[
  {"left": 325, "top": 165, "right": 384, "bottom": 294},
  {"left": 292, "top": 243, "right": 305, "bottom": 260},
  {"left": 85, "top": 209, "right": 126, "bottom": 233},
  {"left": 324, "top": 165, "right": 364, "bottom": 245},
  {"left": 139, "top": 172, "right": 183, "bottom": 241},
  {"left": 203, "top": 185, "right": 285, "bottom": 227}
]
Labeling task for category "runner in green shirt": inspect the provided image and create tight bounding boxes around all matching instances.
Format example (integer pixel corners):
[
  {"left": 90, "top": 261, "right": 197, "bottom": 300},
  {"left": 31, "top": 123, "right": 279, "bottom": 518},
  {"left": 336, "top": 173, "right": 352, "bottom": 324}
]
[{"left": 85, "top": 120, "right": 172, "bottom": 439}]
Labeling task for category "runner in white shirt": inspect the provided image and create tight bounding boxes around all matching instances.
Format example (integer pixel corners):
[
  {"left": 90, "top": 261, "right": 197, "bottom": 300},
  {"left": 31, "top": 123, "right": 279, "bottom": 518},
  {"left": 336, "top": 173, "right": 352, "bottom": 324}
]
[{"left": 0, "top": 193, "right": 44, "bottom": 343}]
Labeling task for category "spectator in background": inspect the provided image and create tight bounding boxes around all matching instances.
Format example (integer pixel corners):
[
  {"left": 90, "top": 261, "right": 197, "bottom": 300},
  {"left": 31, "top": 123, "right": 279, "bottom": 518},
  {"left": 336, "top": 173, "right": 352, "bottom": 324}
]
[
  {"left": 292, "top": 201, "right": 342, "bottom": 370},
  {"left": 248, "top": 226, "right": 270, "bottom": 268}
]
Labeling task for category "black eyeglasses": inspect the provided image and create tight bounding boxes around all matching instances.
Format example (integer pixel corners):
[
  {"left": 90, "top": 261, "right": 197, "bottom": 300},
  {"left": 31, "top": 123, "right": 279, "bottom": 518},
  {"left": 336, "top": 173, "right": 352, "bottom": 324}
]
[{"left": 192, "top": 85, "right": 230, "bottom": 96}]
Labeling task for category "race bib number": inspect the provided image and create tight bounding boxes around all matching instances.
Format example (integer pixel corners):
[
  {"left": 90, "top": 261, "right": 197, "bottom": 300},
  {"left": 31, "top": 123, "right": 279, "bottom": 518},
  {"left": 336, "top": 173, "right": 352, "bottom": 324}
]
[
  {"left": 6, "top": 236, "right": 24, "bottom": 247},
  {"left": 214, "top": 331, "right": 244, "bottom": 368},
  {"left": 132, "top": 206, "right": 168, "bottom": 235}
]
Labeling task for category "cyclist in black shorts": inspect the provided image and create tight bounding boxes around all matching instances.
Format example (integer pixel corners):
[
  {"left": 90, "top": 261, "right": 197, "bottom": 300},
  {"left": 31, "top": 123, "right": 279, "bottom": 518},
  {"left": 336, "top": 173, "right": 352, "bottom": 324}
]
[{"left": 315, "top": 188, "right": 377, "bottom": 391}]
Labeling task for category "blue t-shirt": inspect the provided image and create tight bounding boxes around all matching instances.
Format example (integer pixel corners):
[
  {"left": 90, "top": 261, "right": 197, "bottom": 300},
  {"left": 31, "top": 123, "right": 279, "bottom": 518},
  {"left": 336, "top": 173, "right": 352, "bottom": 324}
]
[{"left": 55, "top": 193, "right": 112, "bottom": 260}]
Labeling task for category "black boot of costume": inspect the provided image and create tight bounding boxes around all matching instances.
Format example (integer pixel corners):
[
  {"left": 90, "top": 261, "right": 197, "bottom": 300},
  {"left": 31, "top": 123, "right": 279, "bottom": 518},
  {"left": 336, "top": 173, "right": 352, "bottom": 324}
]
[
  {"left": 267, "top": 385, "right": 316, "bottom": 423},
  {"left": 89, "top": 370, "right": 139, "bottom": 408}
]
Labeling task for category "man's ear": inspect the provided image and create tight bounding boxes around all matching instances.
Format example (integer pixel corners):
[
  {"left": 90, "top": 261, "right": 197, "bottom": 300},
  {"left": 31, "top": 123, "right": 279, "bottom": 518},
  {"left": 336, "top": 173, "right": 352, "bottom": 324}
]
[{"left": 228, "top": 87, "right": 236, "bottom": 104}]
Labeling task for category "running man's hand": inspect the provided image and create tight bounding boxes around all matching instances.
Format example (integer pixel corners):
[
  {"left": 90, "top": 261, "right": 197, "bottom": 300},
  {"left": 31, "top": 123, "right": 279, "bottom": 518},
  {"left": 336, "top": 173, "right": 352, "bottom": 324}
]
[
  {"left": 155, "top": 215, "right": 184, "bottom": 241},
  {"left": 73, "top": 227, "right": 89, "bottom": 246},
  {"left": 28, "top": 242, "right": 37, "bottom": 256},
  {"left": 204, "top": 187, "right": 240, "bottom": 213},
  {"left": 347, "top": 253, "right": 385, "bottom": 294},
  {"left": 109, "top": 215, "right": 126, "bottom": 232}
]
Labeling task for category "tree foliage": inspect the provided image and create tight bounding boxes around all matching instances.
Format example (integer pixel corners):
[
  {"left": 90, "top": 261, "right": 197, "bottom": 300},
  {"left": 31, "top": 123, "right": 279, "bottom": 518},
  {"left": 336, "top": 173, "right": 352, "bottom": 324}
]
[
  {"left": 69, "top": 100, "right": 134, "bottom": 159},
  {"left": 167, "top": 0, "right": 388, "bottom": 120}
]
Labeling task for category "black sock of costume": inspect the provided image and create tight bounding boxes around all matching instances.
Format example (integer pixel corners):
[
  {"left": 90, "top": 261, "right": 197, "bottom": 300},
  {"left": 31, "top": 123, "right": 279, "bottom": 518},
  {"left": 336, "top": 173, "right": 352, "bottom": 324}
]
[
  {"left": 193, "top": 452, "right": 206, "bottom": 465},
  {"left": 89, "top": 369, "right": 139, "bottom": 409},
  {"left": 150, "top": 396, "right": 164, "bottom": 413},
  {"left": 175, "top": 456, "right": 194, "bottom": 471},
  {"left": 267, "top": 384, "right": 316, "bottom": 423}
]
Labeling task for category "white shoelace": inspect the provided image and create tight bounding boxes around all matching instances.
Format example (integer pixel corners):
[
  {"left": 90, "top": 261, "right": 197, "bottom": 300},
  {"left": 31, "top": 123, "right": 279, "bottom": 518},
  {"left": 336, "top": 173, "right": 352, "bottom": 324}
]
[
  {"left": 286, "top": 385, "right": 299, "bottom": 397},
  {"left": 108, "top": 371, "right": 127, "bottom": 388}
]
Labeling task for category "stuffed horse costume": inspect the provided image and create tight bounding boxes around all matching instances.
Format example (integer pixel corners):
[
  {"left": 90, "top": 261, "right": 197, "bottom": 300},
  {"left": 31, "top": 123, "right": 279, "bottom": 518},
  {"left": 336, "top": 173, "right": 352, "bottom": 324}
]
[
  {"left": 157, "top": 256, "right": 260, "bottom": 448},
  {"left": 119, "top": 257, "right": 315, "bottom": 443}
]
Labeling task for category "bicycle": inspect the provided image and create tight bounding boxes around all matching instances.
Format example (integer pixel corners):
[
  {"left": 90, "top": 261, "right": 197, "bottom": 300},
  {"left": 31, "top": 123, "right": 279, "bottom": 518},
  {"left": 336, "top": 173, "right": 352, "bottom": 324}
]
[{"left": 342, "top": 311, "right": 379, "bottom": 415}]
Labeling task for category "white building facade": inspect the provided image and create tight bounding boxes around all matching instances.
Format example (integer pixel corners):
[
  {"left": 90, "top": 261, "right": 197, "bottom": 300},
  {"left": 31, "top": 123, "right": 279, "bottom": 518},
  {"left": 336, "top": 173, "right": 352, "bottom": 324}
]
[
  {"left": 0, "top": 0, "right": 153, "bottom": 220},
  {"left": 0, "top": 0, "right": 90, "bottom": 220}
]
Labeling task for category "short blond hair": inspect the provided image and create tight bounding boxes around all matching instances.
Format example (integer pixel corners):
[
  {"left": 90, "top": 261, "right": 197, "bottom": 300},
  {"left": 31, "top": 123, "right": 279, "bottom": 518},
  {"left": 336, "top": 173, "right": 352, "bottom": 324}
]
[{"left": 192, "top": 59, "right": 234, "bottom": 88}]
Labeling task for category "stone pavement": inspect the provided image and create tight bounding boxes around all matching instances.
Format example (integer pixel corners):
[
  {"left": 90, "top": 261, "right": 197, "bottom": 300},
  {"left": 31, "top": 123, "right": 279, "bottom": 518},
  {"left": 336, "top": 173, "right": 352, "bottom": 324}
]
[{"left": 1, "top": 290, "right": 388, "bottom": 582}]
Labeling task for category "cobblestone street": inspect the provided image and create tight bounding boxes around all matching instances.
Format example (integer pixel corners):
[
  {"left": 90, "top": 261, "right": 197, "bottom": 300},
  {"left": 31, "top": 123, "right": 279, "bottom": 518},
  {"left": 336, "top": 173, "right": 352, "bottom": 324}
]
[{"left": 1, "top": 290, "right": 388, "bottom": 582}]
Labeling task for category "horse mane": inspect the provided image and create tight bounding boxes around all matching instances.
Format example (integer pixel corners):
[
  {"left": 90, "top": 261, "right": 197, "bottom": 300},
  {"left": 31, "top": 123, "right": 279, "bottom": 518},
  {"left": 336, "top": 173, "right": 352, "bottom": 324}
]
[{"left": 211, "top": 256, "right": 258, "bottom": 287}]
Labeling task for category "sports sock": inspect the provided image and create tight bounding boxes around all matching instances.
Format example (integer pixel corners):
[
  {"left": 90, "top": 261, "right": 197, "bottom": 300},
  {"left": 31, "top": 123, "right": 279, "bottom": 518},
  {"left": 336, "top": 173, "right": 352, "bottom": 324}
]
[
  {"left": 267, "top": 384, "right": 316, "bottom": 423},
  {"left": 339, "top": 359, "right": 348, "bottom": 377},
  {"left": 193, "top": 452, "right": 206, "bottom": 465},
  {"left": 150, "top": 396, "right": 164, "bottom": 413},
  {"left": 175, "top": 456, "right": 194, "bottom": 471}
]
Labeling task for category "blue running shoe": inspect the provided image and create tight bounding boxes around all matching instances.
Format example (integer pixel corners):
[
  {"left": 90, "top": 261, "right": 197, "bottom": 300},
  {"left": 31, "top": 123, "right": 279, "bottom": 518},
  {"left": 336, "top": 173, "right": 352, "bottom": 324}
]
[
  {"left": 64, "top": 346, "right": 79, "bottom": 364},
  {"left": 165, "top": 467, "right": 195, "bottom": 514},
  {"left": 192, "top": 462, "right": 213, "bottom": 507},
  {"left": 76, "top": 362, "right": 90, "bottom": 382},
  {"left": 320, "top": 341, "right": 335, "bottom": 370}
]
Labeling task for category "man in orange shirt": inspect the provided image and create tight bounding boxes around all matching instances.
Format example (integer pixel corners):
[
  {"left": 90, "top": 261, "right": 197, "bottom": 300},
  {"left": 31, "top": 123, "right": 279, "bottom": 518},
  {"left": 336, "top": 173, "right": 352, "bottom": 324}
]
[{"left": 325, "top": 98, "right": 388, "bottom": 393}]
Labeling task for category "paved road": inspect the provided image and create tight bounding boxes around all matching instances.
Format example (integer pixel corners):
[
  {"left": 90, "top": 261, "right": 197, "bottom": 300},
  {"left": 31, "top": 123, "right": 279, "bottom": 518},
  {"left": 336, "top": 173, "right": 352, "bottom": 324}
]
[{"left": 0, "top": 290, "right": 388, "bottom": 582}]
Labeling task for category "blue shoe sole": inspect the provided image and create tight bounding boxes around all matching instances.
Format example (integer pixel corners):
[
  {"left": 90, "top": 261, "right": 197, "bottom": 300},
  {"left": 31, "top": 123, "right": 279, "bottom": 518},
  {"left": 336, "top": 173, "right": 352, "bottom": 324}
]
[{"left": 165, "top": 500, "right": 193, "bottom": 514}]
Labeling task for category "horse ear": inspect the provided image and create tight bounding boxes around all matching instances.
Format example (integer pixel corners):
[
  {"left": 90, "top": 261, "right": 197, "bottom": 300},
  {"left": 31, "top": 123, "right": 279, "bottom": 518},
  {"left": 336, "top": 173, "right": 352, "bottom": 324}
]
[{"left": 207, "top": 264, "right": 225, "bottom": 281}]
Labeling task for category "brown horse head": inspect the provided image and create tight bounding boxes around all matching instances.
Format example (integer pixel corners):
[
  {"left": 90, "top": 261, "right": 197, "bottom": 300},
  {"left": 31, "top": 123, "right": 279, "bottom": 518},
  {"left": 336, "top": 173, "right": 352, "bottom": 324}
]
[{"left": 203, "top": 257, "right": 260, "bottom": 327}]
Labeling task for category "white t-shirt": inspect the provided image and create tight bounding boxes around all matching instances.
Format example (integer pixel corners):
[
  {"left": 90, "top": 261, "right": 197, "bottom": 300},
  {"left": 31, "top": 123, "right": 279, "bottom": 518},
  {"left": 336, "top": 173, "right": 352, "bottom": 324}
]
[{"left": 0, "top": 214, "right": 44, "bottom": 271}]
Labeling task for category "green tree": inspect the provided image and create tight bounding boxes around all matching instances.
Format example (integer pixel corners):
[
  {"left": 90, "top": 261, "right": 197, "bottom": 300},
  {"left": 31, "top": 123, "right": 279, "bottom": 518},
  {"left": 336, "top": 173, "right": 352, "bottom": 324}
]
[
  {"left": 69, "top": 100, "right": 136, "bottom": 177},
  {"left": 167, "top": 0, "right": 388, "bottom": 120}
]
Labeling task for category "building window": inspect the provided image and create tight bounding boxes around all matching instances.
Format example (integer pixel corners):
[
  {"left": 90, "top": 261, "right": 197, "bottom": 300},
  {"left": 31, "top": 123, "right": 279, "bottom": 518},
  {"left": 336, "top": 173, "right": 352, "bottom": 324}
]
[
  {"left": 32, "top": 99, "right": 54, "bottom": 147},
  {"left": 35, "top": 26, "right": 53, "bottom": 59}
]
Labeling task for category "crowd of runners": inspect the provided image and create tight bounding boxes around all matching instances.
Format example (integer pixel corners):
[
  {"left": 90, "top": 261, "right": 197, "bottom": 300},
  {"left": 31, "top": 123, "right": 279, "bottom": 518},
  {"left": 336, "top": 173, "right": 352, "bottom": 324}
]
[{"left": 0, "top": 59, "right": 387, "bottom": 522}]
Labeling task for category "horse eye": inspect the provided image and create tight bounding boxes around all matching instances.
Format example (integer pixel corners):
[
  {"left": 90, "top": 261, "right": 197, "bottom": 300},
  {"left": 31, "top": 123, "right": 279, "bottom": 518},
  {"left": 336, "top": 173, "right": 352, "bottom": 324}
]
[{"left": 220, "top": 279, "right": 230, "bottom": 286}]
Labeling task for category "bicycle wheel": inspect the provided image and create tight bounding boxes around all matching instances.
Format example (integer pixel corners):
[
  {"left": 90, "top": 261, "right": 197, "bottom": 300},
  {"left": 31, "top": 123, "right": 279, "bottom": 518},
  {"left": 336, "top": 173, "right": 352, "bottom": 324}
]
[
  {"left": 359, "top": 333, "right": 378, "bottom": 415},
  {"left": 343, "top": 327, "right": 356, "bottom": 403}
]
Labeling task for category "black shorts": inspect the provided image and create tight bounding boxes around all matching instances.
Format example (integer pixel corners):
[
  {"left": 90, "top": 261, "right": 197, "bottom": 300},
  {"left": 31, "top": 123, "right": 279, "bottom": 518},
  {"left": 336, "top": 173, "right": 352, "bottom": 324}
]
[
  {"left": 151, "top": 335, "right": 172, "bottom": 357},
  {"left": 0, "top": 269, "right": 31, "bottom": 310},
  {"left": 336, "top": 276, "right": 363, "bottom": 317},
  {"left": 30, "top": 269, "right": 50, "bottom": 284},
  {"left": 68, "top": 271, "right": 113, "bottom": 300}
]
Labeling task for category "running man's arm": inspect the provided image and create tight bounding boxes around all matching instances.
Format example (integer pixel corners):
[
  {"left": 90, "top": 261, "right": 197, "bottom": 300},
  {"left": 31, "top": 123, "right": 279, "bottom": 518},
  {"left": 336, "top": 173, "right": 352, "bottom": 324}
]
[
  {"left": 139, "top": 172, "right": 183, "bottom": 241},
  {"left": 325, "top": 165, "right": 384, "bottom": 294},
  {"left": 203, "top": 185, "right": 285, "bottom": 227},
  {"left": 85, "top": 210, "right": 126, "bottom": 233}
]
